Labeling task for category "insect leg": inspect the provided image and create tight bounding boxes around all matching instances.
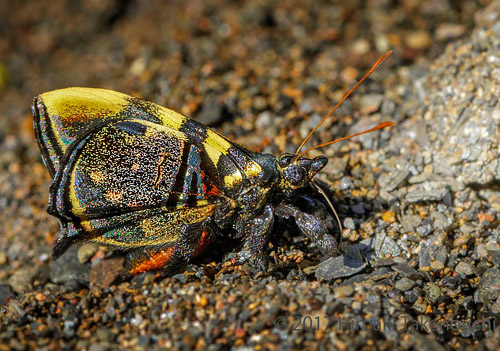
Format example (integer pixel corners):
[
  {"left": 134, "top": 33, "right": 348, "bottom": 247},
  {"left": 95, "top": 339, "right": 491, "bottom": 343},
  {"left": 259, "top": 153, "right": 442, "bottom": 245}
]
[
  {"left": 237, "top": 204, "right": 274, "bottom": 271},
  {"left": 275, "top": 203, "right": 337, "bottom": 256}
]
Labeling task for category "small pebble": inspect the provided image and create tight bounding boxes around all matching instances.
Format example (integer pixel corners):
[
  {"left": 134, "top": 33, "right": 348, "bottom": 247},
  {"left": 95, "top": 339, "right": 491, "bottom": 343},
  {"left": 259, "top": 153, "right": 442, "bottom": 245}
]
[
  {"left": 455, "top": 261, "right": 474, "bottom": 276},
  {"left": 382, "top": 211, "right": 396, "bottom": 224},
  {"left": 395, "top": 278, "right": 415, "bottom": 291},
  {"left": 77, "top": 244, "right": 97, "bottom": 264}
]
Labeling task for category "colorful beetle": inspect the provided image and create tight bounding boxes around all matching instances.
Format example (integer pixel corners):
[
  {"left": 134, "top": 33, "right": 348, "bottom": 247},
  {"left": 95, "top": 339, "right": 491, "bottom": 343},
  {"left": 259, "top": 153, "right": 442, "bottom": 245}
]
[{"left": 32, "top": 52, "right": 393, "bottom": 275}]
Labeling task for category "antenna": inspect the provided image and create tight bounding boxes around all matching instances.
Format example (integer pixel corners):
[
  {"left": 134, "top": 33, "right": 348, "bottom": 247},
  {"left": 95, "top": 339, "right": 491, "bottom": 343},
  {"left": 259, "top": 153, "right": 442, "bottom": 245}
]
[
  {"left": 295, "top": 50, "right": 393, "bottom": 155},
  {"left": 297, "top": 121, "right": 394, "bottom": 158}
]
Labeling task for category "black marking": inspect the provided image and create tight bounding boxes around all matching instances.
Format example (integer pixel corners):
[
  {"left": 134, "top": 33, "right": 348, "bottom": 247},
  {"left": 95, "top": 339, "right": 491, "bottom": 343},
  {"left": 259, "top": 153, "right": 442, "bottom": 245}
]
[
  {"left": 52, "top": 235, "right": 78, "bottom": 259},
  {"left": 170, "top": 143, "right": 191, "bottom": 205},
  {"left": 33, "top": 97, "right": 61, "bottom": 178},
  {"left": 188, "top": 171, "right": 201, "bottom": 206},
  {"left": 125, "top": 97, "right": 163, "bottom": 124},
  {"left": 180, "top": 119, "right": 208, "bottom": 146},
  {"left": 116, "top": 120, "right": 147, "bottom": 135}
]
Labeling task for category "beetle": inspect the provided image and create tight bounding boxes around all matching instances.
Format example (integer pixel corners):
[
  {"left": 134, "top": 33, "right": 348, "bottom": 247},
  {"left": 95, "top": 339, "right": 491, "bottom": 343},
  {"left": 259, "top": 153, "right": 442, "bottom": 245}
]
[{"left": 32, "top": 51, "right": 394, "bottom": 275}]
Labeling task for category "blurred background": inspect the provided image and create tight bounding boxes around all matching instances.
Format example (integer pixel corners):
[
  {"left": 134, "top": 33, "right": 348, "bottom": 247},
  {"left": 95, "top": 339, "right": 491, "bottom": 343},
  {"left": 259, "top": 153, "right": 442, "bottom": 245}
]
[{"left": 0, "top": 0, "right": 488, "bottom": 137}]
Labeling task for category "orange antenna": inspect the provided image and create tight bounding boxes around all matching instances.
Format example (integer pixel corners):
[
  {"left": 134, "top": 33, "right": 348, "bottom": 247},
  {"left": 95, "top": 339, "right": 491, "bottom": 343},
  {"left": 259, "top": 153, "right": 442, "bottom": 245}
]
[
  {"left": 296, "top": 121, "right": 395, "bottom": 158},
  {"left": 295, "top": 50, "right": 393, "bottom": 155}
]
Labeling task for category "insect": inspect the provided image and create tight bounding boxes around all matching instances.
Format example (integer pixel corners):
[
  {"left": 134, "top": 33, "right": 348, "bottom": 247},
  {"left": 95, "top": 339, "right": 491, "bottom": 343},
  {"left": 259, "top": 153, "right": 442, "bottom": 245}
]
[{"left": 33, "top": 51, "right": 394, "bottom": 275}]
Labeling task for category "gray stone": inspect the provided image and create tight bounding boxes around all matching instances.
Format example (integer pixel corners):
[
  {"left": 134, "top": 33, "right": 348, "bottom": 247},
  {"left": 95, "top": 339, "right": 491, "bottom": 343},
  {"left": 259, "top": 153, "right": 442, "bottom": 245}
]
[
  {"left": 395, "top": 278, "right": 416, "bottom": 291},
  {"left": 392, "top": 263, "right": 424, "bottom": 280},
  {"left": 315, "top": 256, "right": 367, "bottom": 280},
  {"left": 477, "top": 267, "right": 500, "bottom": 304},
  {"left": 0, "top": 284, "right": 13, "bottom": 305},
  {"left": 406, "top": 188, "right": 448, "bottom": 203},
  {"left": 50, "top": 246, "right": 90, "bottom": 286},
  {"left": 455, "top": 261, "right": 474, "bottom": 276},
  {"left": 380, "top": 170, "right": 410, "bottom": 192}
]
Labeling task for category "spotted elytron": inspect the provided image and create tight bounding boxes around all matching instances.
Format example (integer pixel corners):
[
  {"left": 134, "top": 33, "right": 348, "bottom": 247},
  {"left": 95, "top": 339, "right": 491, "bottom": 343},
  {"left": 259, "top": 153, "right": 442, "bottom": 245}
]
[{"left": 33, "top": 52, "right": 394, "bottom": 275}]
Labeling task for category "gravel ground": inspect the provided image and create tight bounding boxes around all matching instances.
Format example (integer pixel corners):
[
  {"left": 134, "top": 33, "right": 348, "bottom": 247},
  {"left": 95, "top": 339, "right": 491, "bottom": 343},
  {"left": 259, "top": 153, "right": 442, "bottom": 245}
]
[{"left": 0, "top": 0, "right": 499, "bottom": 350}]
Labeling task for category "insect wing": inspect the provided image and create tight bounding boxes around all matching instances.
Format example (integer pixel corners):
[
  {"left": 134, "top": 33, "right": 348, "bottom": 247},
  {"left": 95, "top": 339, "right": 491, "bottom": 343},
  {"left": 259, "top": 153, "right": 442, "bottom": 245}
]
[
  {"left": 50, "top": 118, "right": 221, "bottom": 242},
  {"left": 32, "top": 87, "right": 189, "bottom": 178},
  {"left": 32, "top": 88, "right": 257, "bottom": 194}
]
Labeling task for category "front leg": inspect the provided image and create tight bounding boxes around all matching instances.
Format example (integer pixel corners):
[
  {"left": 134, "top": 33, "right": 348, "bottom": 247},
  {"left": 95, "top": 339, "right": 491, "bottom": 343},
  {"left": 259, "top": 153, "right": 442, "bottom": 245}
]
[
  {"left": 237, "top": 204, "right": 274, "bottom": 271},
  {"left": 275, "top": 203, "right": 337, "bottom": 256}
]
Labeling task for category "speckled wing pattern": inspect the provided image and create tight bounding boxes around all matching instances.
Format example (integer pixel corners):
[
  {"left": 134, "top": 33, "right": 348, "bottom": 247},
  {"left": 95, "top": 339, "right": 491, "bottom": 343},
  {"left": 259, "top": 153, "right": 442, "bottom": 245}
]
[{"left": 32, "top": 88, "right": 263, "bottom": 274}]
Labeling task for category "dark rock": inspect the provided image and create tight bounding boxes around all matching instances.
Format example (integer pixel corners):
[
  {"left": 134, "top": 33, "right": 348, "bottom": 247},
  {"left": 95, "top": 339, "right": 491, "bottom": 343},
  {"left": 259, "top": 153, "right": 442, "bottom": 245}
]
[
  {"left": 404, "top": 290, "right": 419, "bottom": 304},
  {"left": 197, "top": 94, "right": 230, "bottom": 126},
  {"left": 477, "top": 267, "right": 500, "bottom": 305},
  {"left": 442, "top": 276, "right": 460, "bottom": 289},
  {"left": 0, "top": 284, "right": 13, "bottom": 304},
  {"left": 340, "top": 273, "right": 370, "bottom": 286},
  {"left": 491, "top": 252, "right": 500, "bottom": 269},
  {"left": 286, "top": 269, "right": 306, "bottom": 281},
  {"left": 419, "top": 236, "right": 448, "bottom": 269},
  {"left": 315, "top": 255, "right": 367, "bottom": 280},
  {"left": 50, "top": 246, "right": 90, "bottom": 285},
  {"left": 131, "top": 272, "right": 156, "bottom": 286},
  {"left": 392, "top": 263, "right": 424, "bottom": 280},
  {"left": 172, "top": 273, "right": 188, "bottom": 284},
  {"left": 138, "top": 335, "right": 153, "bottom": 346}
]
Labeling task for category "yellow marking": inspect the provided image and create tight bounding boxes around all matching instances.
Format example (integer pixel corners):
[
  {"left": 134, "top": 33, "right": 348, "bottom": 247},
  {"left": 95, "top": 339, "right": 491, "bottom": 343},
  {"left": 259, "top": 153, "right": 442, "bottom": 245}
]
[
  {"left": 80, "top": 221, "right": 92, "bottom": 231},
  {"left": 39, "top": 88, "right": 188, "bottom": 155},
  {"left": 174, "top": 199, "right": 210, "bottom": 210},
  {"left": 90, "top": 234, "right": 179, "bottom": 248},
  {"left": 90, "top": 170, "right": 104, "bottom": 184},
  {"left": 122, "top": 134, "right": 136, "bottom": 145},
  {"left": 205, "top": 129, "right": 232, "bottom": 151},
  {"left": 224, "top": 171, "right": 242, "bottom": 188},
  {"left": 141, "top": 119, "right": 187, "bottom": 140},
  {"left": 155, "top": 105, "right": 186, "bottom": 131},
  {"left": 69, "top": 175, "right": 85, "bottom": 216},
  {"left": 105, "top": 190, "right": 123, "bottom": 203},
  {"left": 131, "top": 163, "right": 140, "bottom": 171},
  {"left": 205, "top": 144, "right": 222, "bottom": 166},
  {"left": 41, "top": 88, "right": 128, "bottom": 124},
  {"left": 244, "top": 161, "right": 262, "bottom": 177},
  {"left": 140, "top": 217, "right": 168, "bottom": 239}
]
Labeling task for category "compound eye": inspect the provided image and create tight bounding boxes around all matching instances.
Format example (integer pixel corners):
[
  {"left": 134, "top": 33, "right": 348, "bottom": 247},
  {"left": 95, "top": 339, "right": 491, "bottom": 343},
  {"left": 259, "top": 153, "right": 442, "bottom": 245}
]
[
  {"left": 277, "top": 154, "right": 294, "bottom": 168},
  {"left": 284, "top": 165, "right": 305, "bottom": 186}
]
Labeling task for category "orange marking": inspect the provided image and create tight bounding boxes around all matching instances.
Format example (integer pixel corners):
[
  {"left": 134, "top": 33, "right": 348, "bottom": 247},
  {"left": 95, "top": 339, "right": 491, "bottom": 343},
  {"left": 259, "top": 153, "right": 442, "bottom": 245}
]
[
  {"left": 200, "top": 170, "right": 221, "bottom": 196},
  {"left": 154, "top": 154, "right": 169, "bottom": 187},
  {"left": 207, "top": 183, "right": 221, "bottom": 196},
  {"left": 129, "top": 247, "right": 176, "bottom": 275},
  {"left": 193, "top": 230, "right": 213, "bottom": 257}
]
